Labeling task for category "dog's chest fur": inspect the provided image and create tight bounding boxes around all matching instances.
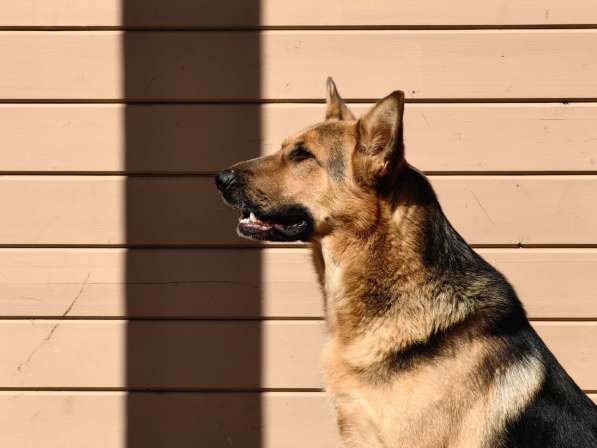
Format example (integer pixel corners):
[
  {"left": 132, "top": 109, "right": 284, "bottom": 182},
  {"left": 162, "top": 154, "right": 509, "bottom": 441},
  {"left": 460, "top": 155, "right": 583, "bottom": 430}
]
[
  {"left": 317, "top": 240, "right": 543, "bottom": 448},
  {"left": 318, "top": 242, "right": 461, "bottom": 446},
  {"left": 322, "top": 338, "right": 480, "bottom": 447}
]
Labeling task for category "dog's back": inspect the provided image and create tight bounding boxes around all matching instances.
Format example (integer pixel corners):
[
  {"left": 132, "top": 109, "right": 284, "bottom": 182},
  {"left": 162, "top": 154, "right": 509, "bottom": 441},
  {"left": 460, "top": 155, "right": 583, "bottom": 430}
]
[
  {"left": 500, "top": 331, "right": 597, "bottom": 446},
  {"left": 438, "top": 236, "right": 597, "bottom": 448}
]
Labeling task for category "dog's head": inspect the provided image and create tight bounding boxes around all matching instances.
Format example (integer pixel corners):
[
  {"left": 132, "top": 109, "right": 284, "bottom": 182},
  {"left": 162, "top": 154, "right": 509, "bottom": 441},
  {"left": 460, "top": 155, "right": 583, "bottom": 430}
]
[{"left": 215, "top": 78, "right": 406, "bottom": 242}]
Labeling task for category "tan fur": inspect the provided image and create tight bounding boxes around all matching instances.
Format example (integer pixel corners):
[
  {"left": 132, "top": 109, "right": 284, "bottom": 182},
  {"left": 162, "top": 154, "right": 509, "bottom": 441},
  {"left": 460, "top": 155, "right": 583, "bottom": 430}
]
[
  {"left": 224, "top": 79, "right": 546, "bottom": 447},
  {"left": 318, "top": 189, "right": 544, "bottom": 447},
  {"left": 323, "top": 318, "right": 544, "bottom": 447}
]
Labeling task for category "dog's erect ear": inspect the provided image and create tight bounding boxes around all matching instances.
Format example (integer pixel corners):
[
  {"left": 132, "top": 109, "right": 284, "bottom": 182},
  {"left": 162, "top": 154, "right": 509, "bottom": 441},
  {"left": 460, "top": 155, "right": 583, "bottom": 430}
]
[
  {"left": 325, "top": 77, "right": 355, "bottom": 121},
  {"left": 353, "top": 91, "right": 405, "bottom": 185}
]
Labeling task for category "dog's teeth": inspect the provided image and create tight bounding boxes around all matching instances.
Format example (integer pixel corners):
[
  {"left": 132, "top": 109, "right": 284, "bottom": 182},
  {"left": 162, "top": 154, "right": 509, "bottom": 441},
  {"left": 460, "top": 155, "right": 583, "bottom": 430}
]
[{"left": 249, "top": 212, "right": 257, "bottom": 222}]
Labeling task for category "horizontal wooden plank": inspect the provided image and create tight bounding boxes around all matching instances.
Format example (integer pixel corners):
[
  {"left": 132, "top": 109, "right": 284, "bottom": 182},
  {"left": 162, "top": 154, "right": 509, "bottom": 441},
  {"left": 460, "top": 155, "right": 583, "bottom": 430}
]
[
  {"left": 0, "top": 321, "right": 595, "bottom": 390},
  {"left": 0, "top": 248, "right": 321, "bottom": 318},
  {"left": 1, "top": 391, "right": 595, "bottom": 448},
  {"left": 0, "top": 248, "right": 596, "bottom": 319},
  {"left": 2, "top": 31, "right": 597, "bottom": 100},
  {"left": 0, "top": 391, "right": 341, "bottom": 448},
  {"left": 2, "top": 0, "right": 597, "bottom": 27},
  {"left": 2, "top": 103, "right": 597, "bottom": 173},
  {"left": 2, "top": 320, "right": 325, "bottom": 389},
  {"left": 1, "top": 176, "right": 597, "bottom": 245}
]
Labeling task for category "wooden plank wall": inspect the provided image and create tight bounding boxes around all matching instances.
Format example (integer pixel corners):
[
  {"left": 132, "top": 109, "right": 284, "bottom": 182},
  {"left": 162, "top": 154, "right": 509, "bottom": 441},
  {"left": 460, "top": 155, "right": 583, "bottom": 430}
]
[{"left": 0, "top": 2, "right": 596, "bottom": 447}]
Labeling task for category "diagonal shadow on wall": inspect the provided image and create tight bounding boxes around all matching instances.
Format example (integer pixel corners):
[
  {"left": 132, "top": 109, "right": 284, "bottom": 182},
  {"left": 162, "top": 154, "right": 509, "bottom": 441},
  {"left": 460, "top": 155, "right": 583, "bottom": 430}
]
[{"left": 122, "top": 2, "right": 263, "bottom": 446}]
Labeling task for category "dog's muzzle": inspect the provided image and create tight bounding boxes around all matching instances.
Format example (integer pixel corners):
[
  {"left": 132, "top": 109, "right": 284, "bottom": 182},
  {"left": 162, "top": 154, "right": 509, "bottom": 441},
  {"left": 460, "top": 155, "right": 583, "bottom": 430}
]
[{"left": 214, "top": 168, "right": 314, "bottom": 242}]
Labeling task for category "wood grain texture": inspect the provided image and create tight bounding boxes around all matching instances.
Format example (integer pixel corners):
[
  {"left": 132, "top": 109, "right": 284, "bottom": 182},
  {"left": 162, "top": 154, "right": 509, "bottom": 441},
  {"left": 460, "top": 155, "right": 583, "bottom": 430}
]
[
  {"left": 1, "top": 320, "right": 324, "bottom": 389},
  {"left": 1, "top": 176, "right": 597, "bottom": 246},
  {"left": 0, "top": 320, "right": 595, "bottom": 390},
  {"left": 2, "top": 31, "right": 597, "bottom": 100},
  {"left": 1, "top": 391, "right": 595, "bottom": 448},
  {"left": 0, "top": 391, "right": 342, "bottom": 448},
  {"left": 0, "top": 248, "right": 321, "bottom": 318},
  {"left": 1, "top": 0, "right": 596, "bottom": 27},
  {"left": 2, "top": 103, "right": 597, "bottom": 173},
  {"left": 0, "top": 248, "right": 596, "bottom": 319}
]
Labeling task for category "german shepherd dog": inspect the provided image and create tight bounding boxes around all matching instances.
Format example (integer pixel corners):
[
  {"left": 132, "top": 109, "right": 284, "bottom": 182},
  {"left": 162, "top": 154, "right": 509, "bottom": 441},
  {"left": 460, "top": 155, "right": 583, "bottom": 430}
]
[{"left": 215, "top": 78, "right": 597, "bottom": 447}]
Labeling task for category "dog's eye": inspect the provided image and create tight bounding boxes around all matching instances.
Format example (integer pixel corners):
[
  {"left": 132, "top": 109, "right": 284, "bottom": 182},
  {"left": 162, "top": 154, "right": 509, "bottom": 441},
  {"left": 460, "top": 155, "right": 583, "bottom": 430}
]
[{"left": 289, "top": 146, "right": 314, "bottom": 162}]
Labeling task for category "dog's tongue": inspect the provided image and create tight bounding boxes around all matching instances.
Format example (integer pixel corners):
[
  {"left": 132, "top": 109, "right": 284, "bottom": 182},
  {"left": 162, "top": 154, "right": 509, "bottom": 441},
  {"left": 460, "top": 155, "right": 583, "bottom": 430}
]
[
  {"left": 240, "top": 212, "right": 273, "bottom": 230},
  {"left": 239, "top": 212, "right": 305, "bottom": 236}
]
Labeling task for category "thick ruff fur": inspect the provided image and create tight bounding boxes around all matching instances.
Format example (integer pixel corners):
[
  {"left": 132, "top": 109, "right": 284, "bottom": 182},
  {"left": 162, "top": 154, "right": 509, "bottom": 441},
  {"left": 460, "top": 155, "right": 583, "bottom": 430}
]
[{"left": 215, "top": 78, "right": 597, "bottom": 447}]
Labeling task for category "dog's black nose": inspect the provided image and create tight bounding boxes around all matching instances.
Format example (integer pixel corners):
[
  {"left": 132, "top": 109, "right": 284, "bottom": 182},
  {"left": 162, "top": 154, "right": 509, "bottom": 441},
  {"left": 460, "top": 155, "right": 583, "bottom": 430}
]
[{"left": 215, "top": 169, "right": 238, "bottom": 192}]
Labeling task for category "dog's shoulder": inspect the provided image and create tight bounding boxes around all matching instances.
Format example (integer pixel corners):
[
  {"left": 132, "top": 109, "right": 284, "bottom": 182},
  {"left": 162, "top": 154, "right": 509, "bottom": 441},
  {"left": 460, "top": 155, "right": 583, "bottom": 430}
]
[{"left": 500, "top": 338, "right": 597, "bottom": 447}]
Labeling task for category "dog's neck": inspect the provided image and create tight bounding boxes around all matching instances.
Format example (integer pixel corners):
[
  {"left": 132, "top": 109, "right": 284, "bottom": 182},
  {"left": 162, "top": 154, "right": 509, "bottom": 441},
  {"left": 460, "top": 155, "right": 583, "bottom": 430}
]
[{"left": 314, "top": 166, "right": 485, "bottom": 367}]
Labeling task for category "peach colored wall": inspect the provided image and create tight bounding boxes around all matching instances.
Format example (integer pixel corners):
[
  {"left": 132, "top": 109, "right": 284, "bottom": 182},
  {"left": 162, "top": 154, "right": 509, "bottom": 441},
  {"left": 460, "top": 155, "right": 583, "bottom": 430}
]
[{"left": 0, "top": 2, "right": 596, "bottom": 447}]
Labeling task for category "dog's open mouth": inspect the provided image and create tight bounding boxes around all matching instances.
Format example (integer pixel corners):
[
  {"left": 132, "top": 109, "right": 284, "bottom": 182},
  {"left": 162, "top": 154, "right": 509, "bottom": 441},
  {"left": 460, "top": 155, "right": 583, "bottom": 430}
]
[{"left": 236, "top": 206, "right": 313, "bottom": 242}]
